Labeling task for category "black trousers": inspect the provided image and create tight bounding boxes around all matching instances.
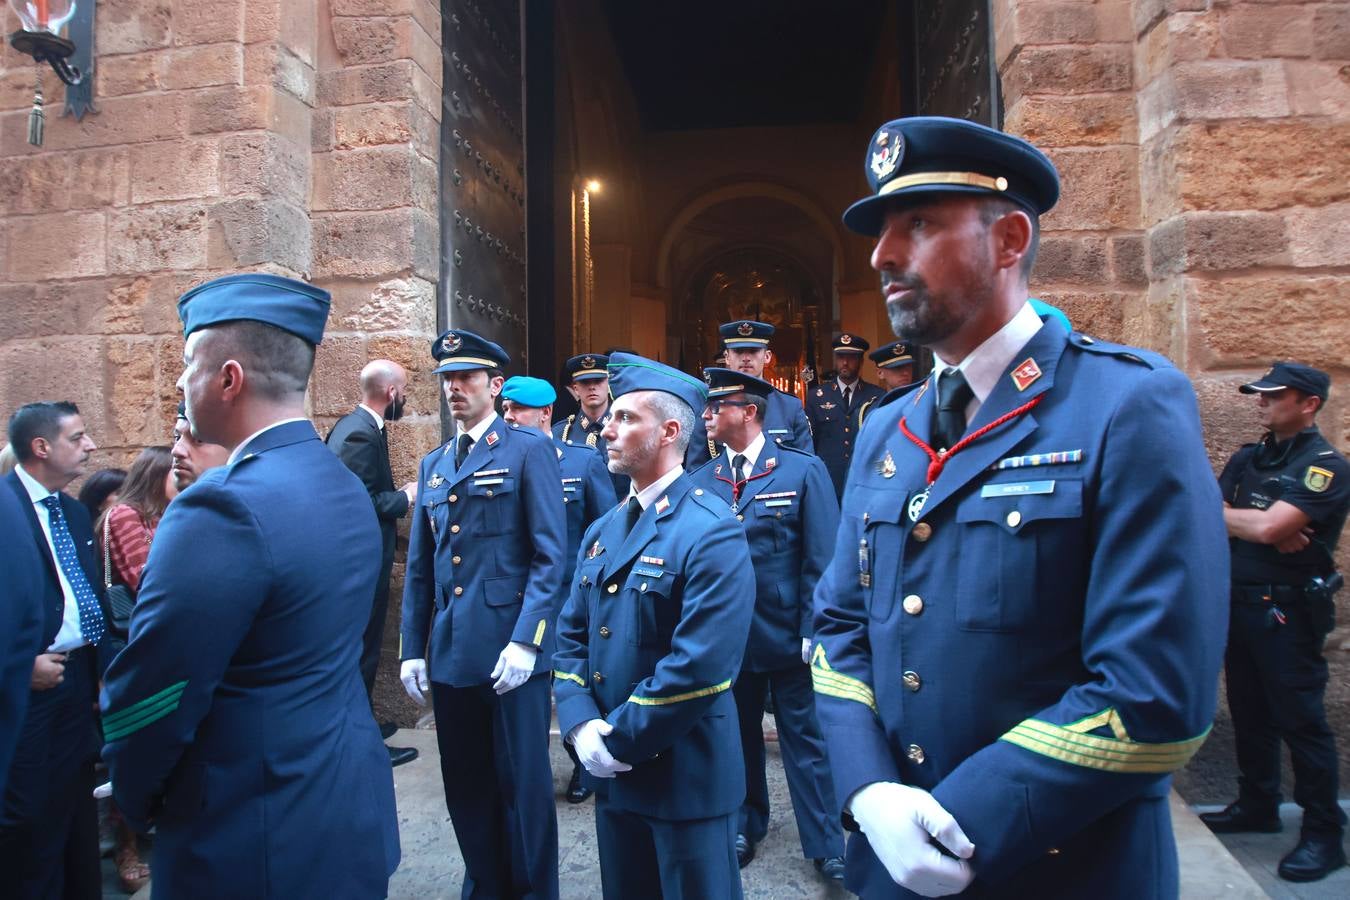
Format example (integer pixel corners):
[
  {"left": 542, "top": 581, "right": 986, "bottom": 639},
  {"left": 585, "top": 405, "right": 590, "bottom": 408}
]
[
  {"left": 0, "top": 646, "right": 101, "bottom": 899},
  {"left": 1225, "top": 593, "right": 1346, "bottom": 836}
]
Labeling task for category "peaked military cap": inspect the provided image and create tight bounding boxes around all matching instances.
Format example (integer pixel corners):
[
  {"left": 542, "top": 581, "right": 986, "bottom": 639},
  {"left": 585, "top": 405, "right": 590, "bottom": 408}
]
[
  {"left": 501, "top": 375, "right": 557, "bottom": 408},
  {"left": 832, "top": 332, "right": 869, "bottom": 354},
  {"left": 431, "top": 329, "right": 510, "bottom": 374},
  {"left": 843, "top": 116, "right": 1061, "bottom": 236},
  {"left": 702, "top": 367, "right": 773, "bottom": 401},
  {"left": 1240, "top": 362, "right": 1330, "bottom": 401},
  {"left": 607, "top": 352, "right": 708, "bottom": 416},
  {"left": 178, "top": 273, "right": 331, "bottom": 345},
  {"left": 869, "top": 341, "right": 915, "bottom": 369},
  {"left": 719, "top": 319, "right": 775, "bottom": 350},
  {"left": 563, "top": 353, "right": 610, "bottom": 383}
]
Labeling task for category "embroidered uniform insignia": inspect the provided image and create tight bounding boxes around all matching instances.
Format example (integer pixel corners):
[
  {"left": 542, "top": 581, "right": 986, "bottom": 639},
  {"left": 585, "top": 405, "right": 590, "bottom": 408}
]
[
  {"left": 1305, "top": 466, "right": 1334, "bottom": 493},
  {"left": 427, "top": 473, "right": 445, "bottom": 489},
  {"left": 880, "top": 450, "right": 896, "bottom": 479},
  {"left": 1011, "top": 358, "right": 1043, "bottom": 391}
]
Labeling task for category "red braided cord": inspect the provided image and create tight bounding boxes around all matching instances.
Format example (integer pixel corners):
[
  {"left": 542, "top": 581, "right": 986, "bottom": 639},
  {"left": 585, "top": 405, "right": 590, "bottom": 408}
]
[{"left": 899, "top": 393, "right": 1046, "bottom": 484}]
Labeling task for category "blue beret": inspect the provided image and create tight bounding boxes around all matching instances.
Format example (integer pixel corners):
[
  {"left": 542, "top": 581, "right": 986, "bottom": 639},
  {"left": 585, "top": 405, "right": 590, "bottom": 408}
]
[
  {"left": 177, "top": 273, "right": 331, "bottom": 345},
  {"left": 1029, "top": 298, "right": 1072, "bottom": 332},
  {"left": 702, "top": 367, "right": 772, "bottom": 400},
  {"left": 843, "top": 116, "right": 1061, "bottom": 236},
  {"left": 607, "top": 352, "right": 708, "bottom": 416},
  {"left": 431, "top": 329, "right": 510, "bottom": 374},
  {"left": 832, "top": 332, "right": 869, "bottom": 354},
  {"left": 719, "top": 320, "right": 775, "bottom": 350},
  {"left": 869, "top": 341, "right": 915, "bottom": 368},
  {"left": 564, "top": 353, "right": 610, "bottom": 382},
  {"left": 501, "top": 376, "right": 557, "bottom": 408}
]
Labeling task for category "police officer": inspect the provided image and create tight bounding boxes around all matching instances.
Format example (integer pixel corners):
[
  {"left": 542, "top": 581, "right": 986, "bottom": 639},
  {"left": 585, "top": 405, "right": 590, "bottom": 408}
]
[
  {"left": 857, "top": 341, "right": 916, "bottom": 429},
  {"left": 553, "top": 353, "right": 755, "bottom": 899},
  {"left": 99, "top": 274, "right": 400, "bottom": 897},
  {"left": 685, "top": 320, "right": 813, "bottom": 469},
  {"left": 811, "top": 117, "right": 1228, "bottom": 897},
  {"left": 400, "top": 330, "right": 567, "bottom": 900},
  {"left": 554, "top": 352, "right": 628, "bottom": 498},
  {"left": 1201, "top": 362, "right": 1348, "bottom": 882},
  {"left": 500, "top": 375, "right": 617, "bottom": 805},
  {"left": 805, "top": 333, "right": 884, "bottom": 497},
  {"left": 690, "top": 368, "right": 846, "bottom": 881}
]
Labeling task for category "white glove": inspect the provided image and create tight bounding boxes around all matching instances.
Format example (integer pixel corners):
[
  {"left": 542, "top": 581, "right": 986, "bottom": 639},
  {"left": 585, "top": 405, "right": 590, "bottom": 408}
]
[
  {"left": 93, "top": 781, "right": 112, "bottom": 799},
  {"left": 490, "top": 642, "right": 538, "bottom": 695},
  {"left": 568, "top": 718, "right": 632, "bottom": 778},
  {"left": 400, "top": 658, "right": 430, "bottom": 706},
  {"left": 849, "top": 781, "right": 976, "bottom": 897},
  {"left": 801, "top": 638, "right": 812, "bottom": 665}
]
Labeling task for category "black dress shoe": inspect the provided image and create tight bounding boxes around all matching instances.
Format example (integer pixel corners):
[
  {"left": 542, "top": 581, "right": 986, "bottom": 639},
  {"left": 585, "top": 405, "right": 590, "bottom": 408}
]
[
  {"left": 566, "top": 764, "right": 593, "bottom": 804},
  {"left": 388, "top": 745, "right": 418, "bottom": 767},
  {"left": 814, "top": 856, "right": 845, "bottom": 881},
  {"left": 1198, "top": 802, "right": 1282, "bottom": 834},
  {"left": 1278, "top": 834, "right": 1347, "bottom": 882},
  {"left": 735, "top": 833, "right": 755, "bottom": 869},
  {"left": 379, "top": 721, "right": 398, "bottom": 740}
]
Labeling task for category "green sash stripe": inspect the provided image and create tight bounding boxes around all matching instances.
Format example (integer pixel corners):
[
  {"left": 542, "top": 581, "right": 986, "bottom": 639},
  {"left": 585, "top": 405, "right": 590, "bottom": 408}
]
[
  {"left": 102, "top": 690, "right": 186, "bottom": 742},
  {"left": 103, "top": 680, "right": 188, "bottom": 728}
]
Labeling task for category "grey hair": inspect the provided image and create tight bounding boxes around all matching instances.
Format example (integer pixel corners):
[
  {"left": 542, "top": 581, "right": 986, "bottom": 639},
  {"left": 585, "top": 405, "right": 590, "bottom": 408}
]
[{"left": 642, "top": 391, "right": 695, "bottom": 456}]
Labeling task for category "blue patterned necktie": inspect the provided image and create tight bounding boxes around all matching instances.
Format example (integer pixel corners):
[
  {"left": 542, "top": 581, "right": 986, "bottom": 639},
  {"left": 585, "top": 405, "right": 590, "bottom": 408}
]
[{"left": 42, "top": 495, "right": 106, "bottom": 646}]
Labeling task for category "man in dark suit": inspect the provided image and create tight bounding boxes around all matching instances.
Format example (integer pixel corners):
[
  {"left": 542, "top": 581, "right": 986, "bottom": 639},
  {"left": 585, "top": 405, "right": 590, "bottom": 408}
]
[
  {"left": 327, "top": 359, "right": 419, "bottom": 767},
  {"left": 100, "top": 274, "right": 400, "bottom": 897},
  {"left": 0, "top": 483, "right": 44, "bottom": 801},
  {"left": 400, "top": 330, "right": 568, "bottom": 900},
  {"left": 804, "top": 334, "right": 884, "bottom": 497},
  {"left": 1, "top": 401, "right": 104, "bottom": 899}
]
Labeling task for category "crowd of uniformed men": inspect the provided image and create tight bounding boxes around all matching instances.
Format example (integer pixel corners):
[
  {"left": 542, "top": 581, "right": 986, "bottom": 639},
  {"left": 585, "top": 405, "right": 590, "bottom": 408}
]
[{"left": 2, "top": 115, "right": 1346, "bottom": 900}]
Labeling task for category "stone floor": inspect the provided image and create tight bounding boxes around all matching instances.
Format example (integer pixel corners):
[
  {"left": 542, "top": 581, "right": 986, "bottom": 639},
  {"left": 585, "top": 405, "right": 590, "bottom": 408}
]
[{"left": 1193, "top": 802, "right": 1350, "bottom": 900}]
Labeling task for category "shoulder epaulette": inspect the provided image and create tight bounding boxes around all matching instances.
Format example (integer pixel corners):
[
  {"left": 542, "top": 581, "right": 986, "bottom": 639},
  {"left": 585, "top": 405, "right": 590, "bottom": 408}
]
[
  {"left": 876, "top": 379, "right": 925, "bottom": 409},
  {"left": 1066, "top": 333, "right": 1167, "bottom": 370},
  {"left": 688, "top": 486, "right": 736, "bottom": 519}
]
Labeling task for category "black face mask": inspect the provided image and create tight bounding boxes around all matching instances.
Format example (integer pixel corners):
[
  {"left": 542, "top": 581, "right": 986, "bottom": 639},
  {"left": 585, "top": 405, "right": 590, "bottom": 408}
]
[{"left": 383, "top": 395, "right": 406, "bottom": 422}]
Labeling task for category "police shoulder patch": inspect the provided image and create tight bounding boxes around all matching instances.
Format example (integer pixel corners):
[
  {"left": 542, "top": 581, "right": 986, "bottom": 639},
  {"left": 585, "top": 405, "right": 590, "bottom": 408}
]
[{"left": 1305, "top": 465, "right": 1334, "bottom": 493}]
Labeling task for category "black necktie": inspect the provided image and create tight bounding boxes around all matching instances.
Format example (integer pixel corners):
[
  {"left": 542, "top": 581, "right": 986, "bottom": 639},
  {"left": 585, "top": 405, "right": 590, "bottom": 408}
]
[
  {"left": 935, "top": 368, "right": 974, "bottom": 452},
  {"left": 622, "top": 496, "right": 642, "bottom": 536},
  {"left": 732, "top": 454, "right": 748, "bottom": 493},
  {"left": 455, "top": 433, "right": 474, "bottom": 468},
  {"left": 843, "top": 386, "right": 853, "bottom": 411}
]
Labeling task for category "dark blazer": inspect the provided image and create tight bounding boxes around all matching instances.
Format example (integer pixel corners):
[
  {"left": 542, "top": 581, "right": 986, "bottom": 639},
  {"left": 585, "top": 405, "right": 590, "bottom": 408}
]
[
  {"left": 685, "top": 389, "right": 813, "bottom": 469},
  {"left": 326, "top": 406, "right": 409, "bottom": 560},
  {"left": 811, "top": 321, "right": 1228, "bottom": 897},
  {"left": 0, "top": 479, "right": 46, "bottom": 798},
  {"left": 100, "top": 421, "right": 400, "bottom": 897},
  {"left": 805, "top": 379, "right": 885, "bottom": 496}
]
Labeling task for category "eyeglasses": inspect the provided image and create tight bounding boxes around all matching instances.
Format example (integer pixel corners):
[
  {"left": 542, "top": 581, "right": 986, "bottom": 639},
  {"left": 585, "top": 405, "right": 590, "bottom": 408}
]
[{"left": 706, "top": 399, "right": 755, "bottom": 414}]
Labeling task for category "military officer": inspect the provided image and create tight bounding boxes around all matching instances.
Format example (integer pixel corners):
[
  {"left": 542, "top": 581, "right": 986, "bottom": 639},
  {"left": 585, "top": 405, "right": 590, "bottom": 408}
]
[
  {"left": 553, "top": 353, "right": 755, "bottom": 899},
  {"left": 811, "top": 117, "right": 1228, "bottom": 898},
  {"left": 554, "top": 352, "right": 628, "bottom": 498},
  {"left": 100, "top": 274, "right": 400, "bottom": 897},
  {"left": 1202, "top": 363, "right": 1348, "bottom": 882},
  {"left": 684, "top": 319, "right": 813, "bottom": 469},
  {"left": 400, "top": 330, "right": 567, "bottom": 900},
  {"left": 804, "top": 333, "right": 884, "bottom": 497},
  {"left": 500, "top": 375, "right": 617, "bottom": 805},
  {"left": 857, "top": 341, "right": 917, "bottom": 429},
  {"left": 689, "top": 368, "right": 846, "bottom": 881}
]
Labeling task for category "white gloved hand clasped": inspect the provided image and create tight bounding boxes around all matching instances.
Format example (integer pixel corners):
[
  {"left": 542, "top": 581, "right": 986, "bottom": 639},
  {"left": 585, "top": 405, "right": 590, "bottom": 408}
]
[
  {"left": 568, "top": 718, "right": 633, "bottom": 779},
  {"left": 849, "top": 781, "right": 976, "bottom": 897},
  {"left": 490, "top": 642, "right": 538, "bottom": 695},
  {"left": 400, "top": 658, "right": 430, "bottom": 706}
]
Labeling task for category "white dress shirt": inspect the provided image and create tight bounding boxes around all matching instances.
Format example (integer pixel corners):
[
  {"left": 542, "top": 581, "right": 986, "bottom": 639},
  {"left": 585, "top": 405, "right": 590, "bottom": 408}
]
[
  {"left": 631, "top": 464, "right": 685, "bottom": 510},
  {"left": 15, "top": 463, "right": 88, "bottom": 652},
  {"left": 932, "top": 301, "right": 1044, "bottom": 423},
  {"left": 358, "top": 403, "right": 385, "bottom": 430},
  {"left": 723, "top": 431, "right": 767, "bottom": 477}
]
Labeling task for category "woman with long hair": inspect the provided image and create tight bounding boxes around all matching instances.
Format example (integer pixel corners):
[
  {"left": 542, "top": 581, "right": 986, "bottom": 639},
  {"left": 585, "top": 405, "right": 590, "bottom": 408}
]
[{"left": 94, "top": 445, "right": 175, "bottom": 893}]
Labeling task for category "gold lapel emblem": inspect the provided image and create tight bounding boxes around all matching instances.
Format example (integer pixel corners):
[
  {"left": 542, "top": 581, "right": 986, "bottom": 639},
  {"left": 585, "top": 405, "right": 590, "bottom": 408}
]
[
  {"left": 427, "top": 473, "right": 445, "bottom": 489},
  {"left": 880, "top": 450, "right": 896, "bottom": 479},
  {"left": 1011, "top": 357, "right": 1043, "bottom": 391},
  {"left": 1305, "top": 465, "right": 1334, "bottom": 493}
]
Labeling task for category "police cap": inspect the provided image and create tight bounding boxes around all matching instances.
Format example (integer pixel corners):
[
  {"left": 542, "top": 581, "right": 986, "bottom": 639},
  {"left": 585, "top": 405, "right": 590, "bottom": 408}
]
[
  {"left": 719, "top": 320, "right": 775, "bottom": 350},
  {"left": 702, "top": 367, "right": 773, "bottom": 401},
  {"left": 178, "top": 273, "right": 331, "bottom": 345},
  {"left": 1240, "top": 362, "right": 1330, "bottom": 401},
  {"left": 431, "top": 329, "right": 510, "bottom": 374},
  {"left": 564, "top": 353, "right": 610, "bottom": 383},
  {"left": 869, "top": 341, "right": 915, "bottom": 369},
  {"left": 832, "top": 332, "right": 869, "bottom": 355}
]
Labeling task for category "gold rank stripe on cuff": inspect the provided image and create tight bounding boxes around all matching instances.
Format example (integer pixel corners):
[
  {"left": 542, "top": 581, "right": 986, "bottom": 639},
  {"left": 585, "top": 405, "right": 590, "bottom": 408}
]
[
  {"left": 553, "top": 670, "right": 586, "bottom": 687},
  {"left": 1000, "top": 715, "right": 1211, "bottom": 774},
  {"left": 102, "top": 680, "right": 189, "bottom": 742},
  {"left": 533, "top": 619, "right": 547, "bottom": 646},
  {"left": 809, "top": 643, "right": 878, "bottom": 713},
  {"left": 627, "top": 679, "right": 731, "bottom": 707}
]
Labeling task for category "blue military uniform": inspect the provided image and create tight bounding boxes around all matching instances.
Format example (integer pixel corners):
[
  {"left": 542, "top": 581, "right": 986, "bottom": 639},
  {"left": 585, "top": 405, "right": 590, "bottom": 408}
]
[
  {"left": 685, "top": 321, "right": 812, "bottom": 469},
  {"left": 553, "top": 353, "right": 756, "bottom": 900},
  {"left": 814, "top": 117, "right": 1229, "bottom": 898},
  {"left": 401, "top": 332, "right": 567, "bottom": 900},
  {"left": 858, "top": 342, "right": 917, "bottom": 431},
  {"left": 689, "top": 368, "right": 845, "bottom": 871},
  {"left": 100, "top": 275, "right": 400, "bottom": 898},
  {"left": 553, "top": 353, "right": 630, "bottom": 499},
  {"left": 805, "top": 333, "right": 884, "bottom": 497},
  {"left": 556, "top": 441, "right": 617, "bottom": 590}
]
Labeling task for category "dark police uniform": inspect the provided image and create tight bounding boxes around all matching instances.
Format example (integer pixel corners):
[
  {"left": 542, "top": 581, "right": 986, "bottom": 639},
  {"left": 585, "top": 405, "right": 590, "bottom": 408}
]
[
  {"left": 1214, "top": 364, "right": 1348, "bottom": 843},
  {"left": 858, "top": 341, "right": 916, "bottom": 431},
  {"left": 553, "top": 353, "right": 755, "bottom": 900},
  {"left": 402, "top": 332, "right": 567, "bottom": 900},
  {"left": 685, "top": 320, "right": 812, "bottom": 470},
  {"left": 554, "top": 353, "right": 629, "bottom": 499},
  {"left": 805, "top": 333, "right": 884, "bottom": 497},
  {"left": 101, "top": 275, "right": 400, "bottom": 898},
  {"left": 689, "top": 369, "right": 845, "bottom": 870},
  {"left": 813, "top": 117, "right": 1229, "bottom": 898}
]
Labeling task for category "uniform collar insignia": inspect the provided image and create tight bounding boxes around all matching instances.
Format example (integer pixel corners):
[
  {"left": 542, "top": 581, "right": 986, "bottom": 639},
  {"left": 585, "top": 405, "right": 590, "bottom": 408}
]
[
  {"left": 485, "top": 430, "right": 499, "bottom": 446},
  {"left": 880, "top": 450, "right": 896, "bottom": 478},
  {"left": 765, "top": 457, "right": 776, "bottom": 470},
  {"left": 1011, "top": 357, "right": 1043, "bottom": 391},
  {"left": 586, "top": 540, "right": 604, "bottom": 559},
  {"left": 655, "top": 495, "right": 670, "bottom": 514},
  {"left": 427, "top": 473, "right": 445, "bottom": 488}
]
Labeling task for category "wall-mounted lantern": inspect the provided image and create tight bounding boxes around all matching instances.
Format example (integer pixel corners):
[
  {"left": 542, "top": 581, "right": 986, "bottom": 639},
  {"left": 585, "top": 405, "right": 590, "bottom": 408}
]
[{"left": 8, "top": 0, "right": 85, "bottom": 145}]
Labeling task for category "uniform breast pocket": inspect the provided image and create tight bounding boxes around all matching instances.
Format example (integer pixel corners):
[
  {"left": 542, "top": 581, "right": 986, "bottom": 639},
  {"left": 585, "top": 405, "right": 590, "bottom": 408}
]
[
  {"left": 954, "top": 480, "right": 1084, "bottom": 632},
  {"left": 483, "top": 574, "right": 525, "bottom": 608},
  {"left": 751, "top": 498, "right": 797, "bottom": 551},
  {"left": 467, "top": 476, "right": 517, "bottom": 534},
  {"left": 626, "top": 568, "right": 679, "bottom": 650}
]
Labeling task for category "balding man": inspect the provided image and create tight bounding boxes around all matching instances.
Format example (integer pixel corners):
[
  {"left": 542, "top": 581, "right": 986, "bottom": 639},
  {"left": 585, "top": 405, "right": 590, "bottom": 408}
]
[{"left": 327, "top": 359, "right": 419, "bottom": 767}]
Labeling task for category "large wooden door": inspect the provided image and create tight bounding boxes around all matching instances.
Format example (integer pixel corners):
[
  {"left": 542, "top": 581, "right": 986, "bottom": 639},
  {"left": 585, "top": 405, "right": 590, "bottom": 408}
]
[{"left": 901, "top": 0, "right": 1000, "bottom": 125}]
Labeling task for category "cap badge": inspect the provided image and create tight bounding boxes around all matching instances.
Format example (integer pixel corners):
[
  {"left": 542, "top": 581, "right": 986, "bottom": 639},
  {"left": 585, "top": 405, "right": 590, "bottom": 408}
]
[
  {"left": 703, "top": 371, "right": 713, "bottom": 385},
  {"left": 871, "top": 130, "right": 903, "bottom": 180},
  {"left": 581, "top": 355, "right": 596, "bottom": 368},
  {"left": 1011, "top": 358, "right": 1043, "bottom": 391},
  {"left": 881, "top": 450, "right": 896, "bottom": 479},
  {"left": 442, "top": 333, "right": 462, "bottom": 354},
  {"left": 840, "top": 334, "right": 852, "bottom": 345},
  {"left": 737, "top": 322, "right": 754, "bottom": 337},
  {"left": 893, "top": 344, "right": 906, "bottom": 356}
]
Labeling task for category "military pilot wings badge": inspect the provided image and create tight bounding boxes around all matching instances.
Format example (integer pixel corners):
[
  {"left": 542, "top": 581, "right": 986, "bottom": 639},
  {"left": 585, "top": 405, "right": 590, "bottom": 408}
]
[{"left": 871, "top": 130, "right": 903, "bottom": 180}]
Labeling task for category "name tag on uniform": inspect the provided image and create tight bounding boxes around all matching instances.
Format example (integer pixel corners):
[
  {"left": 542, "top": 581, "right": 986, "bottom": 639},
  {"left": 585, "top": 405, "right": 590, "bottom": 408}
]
[
  {"left": 632, "top": 564, "right": 665, "bottom": 579},
  {"left": 767, "top": 428, "right": 789, "bottom": 435},
  {"left": 563, "top": 485, "right": 577, "bottom": 493},
  {"left": 981, "top": 480, "right": 1055, "bottom": 498}
]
